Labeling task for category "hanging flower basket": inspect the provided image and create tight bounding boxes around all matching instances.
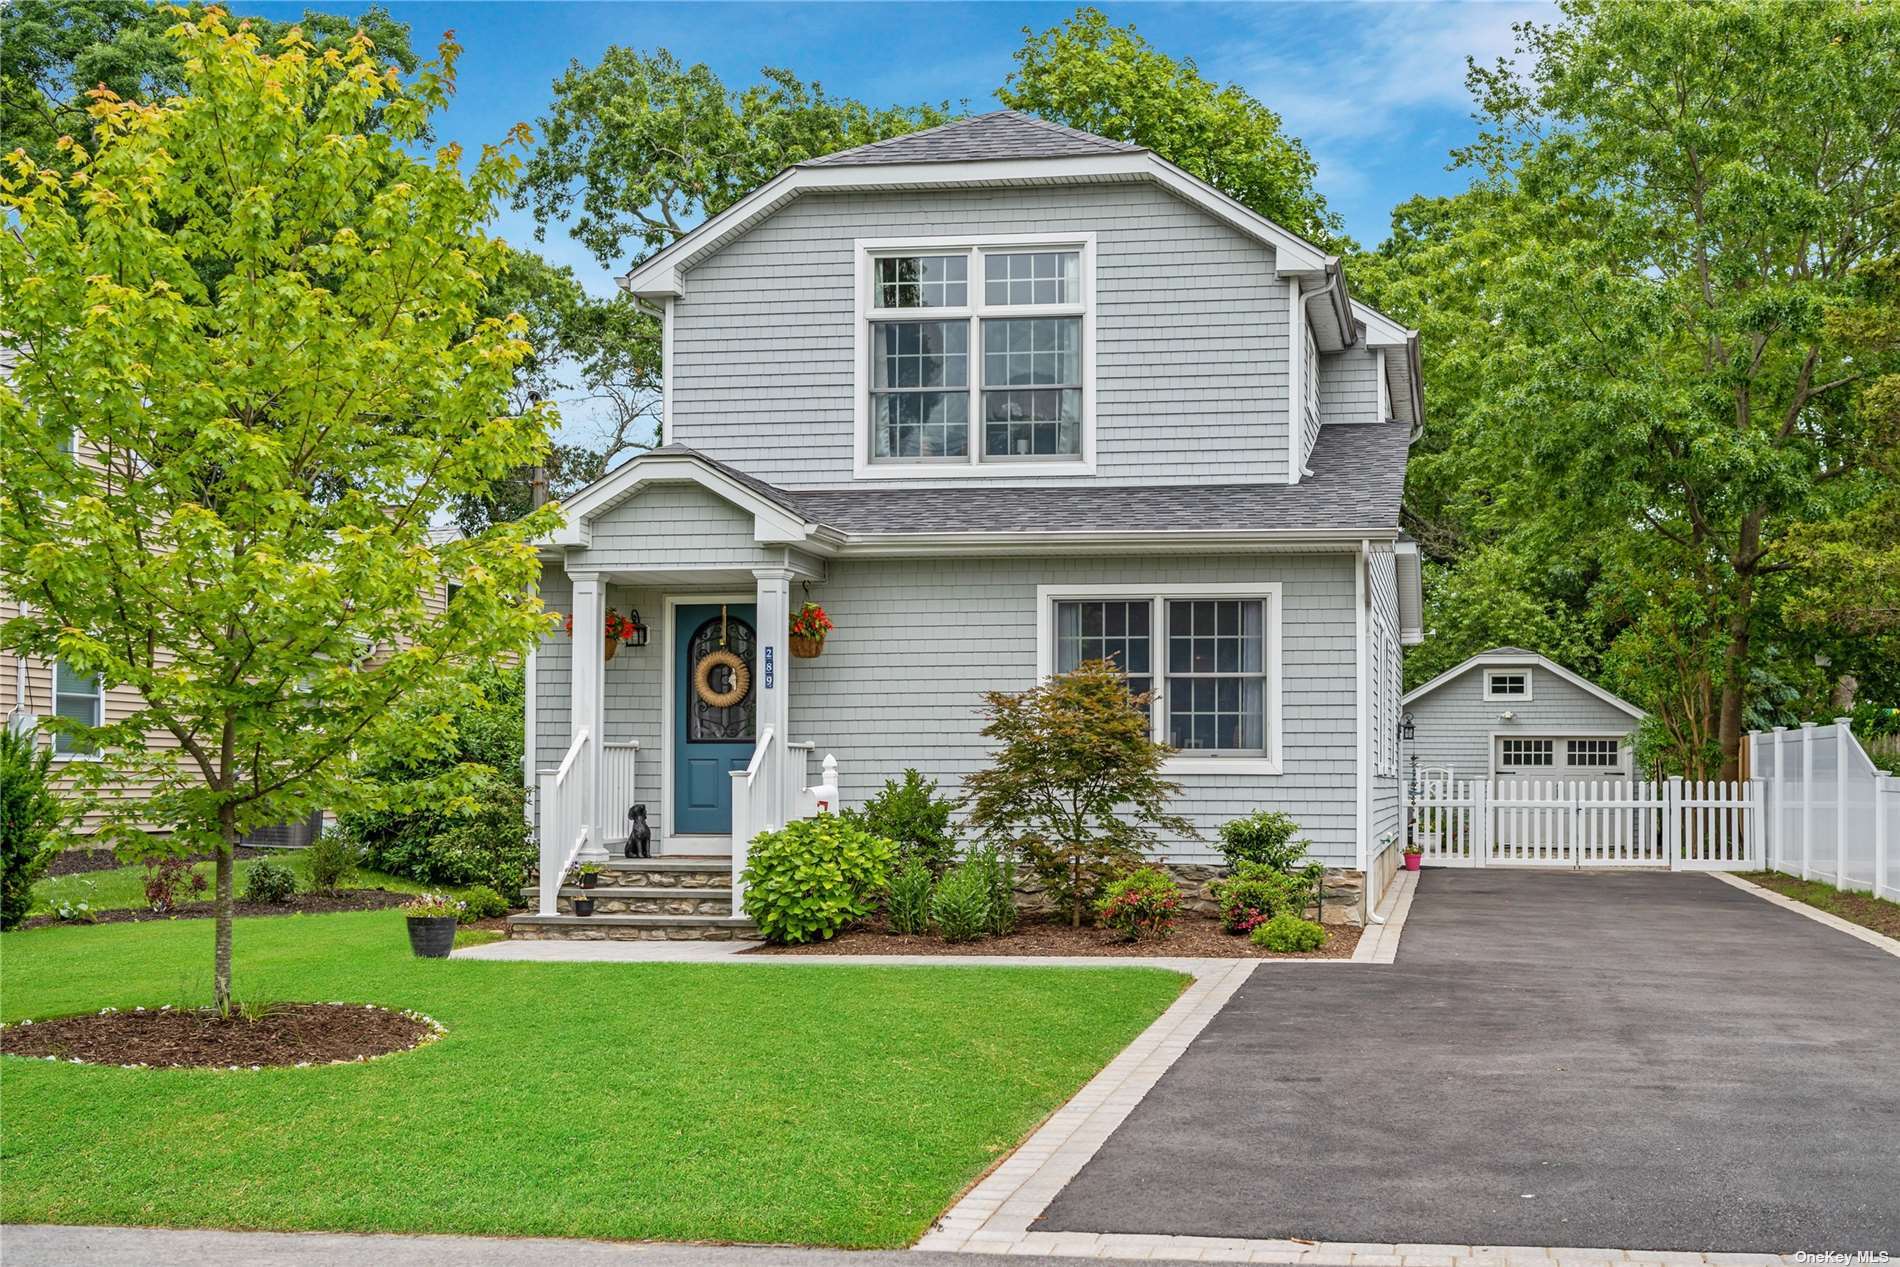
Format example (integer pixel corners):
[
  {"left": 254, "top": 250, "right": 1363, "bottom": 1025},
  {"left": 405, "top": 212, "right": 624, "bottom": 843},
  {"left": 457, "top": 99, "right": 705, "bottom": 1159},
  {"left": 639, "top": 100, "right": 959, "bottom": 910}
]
[
  {"left": 565, "top": 609, "right": 642, "bottom": 662},
  {"left": 789, "top": 601, "right": 833, "bottom": 659}
]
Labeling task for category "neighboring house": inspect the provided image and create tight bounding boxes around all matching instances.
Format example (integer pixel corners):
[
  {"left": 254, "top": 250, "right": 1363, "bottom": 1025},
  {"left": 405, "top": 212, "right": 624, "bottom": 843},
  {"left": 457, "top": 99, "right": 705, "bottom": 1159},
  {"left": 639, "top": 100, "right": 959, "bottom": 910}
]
[
  {"left": 521, "top": 111, "right": 1426, "bottom": 936},
  {"left": 1403, "top": 648, "right": 1646, "bottom": 787}
]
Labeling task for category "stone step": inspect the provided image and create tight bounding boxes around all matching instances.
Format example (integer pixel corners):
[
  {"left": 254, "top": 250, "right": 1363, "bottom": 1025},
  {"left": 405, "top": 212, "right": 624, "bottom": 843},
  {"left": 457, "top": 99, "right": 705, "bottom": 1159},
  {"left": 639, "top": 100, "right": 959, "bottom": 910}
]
[
  {"left": 578, "top": 858, "right": 732, "bottom": 889},
  {"left": 550, "top": 886, "right": 733, "bottom": 917},
  {"left": 507, "top": 913, "right": 759, "bottom": 942}
]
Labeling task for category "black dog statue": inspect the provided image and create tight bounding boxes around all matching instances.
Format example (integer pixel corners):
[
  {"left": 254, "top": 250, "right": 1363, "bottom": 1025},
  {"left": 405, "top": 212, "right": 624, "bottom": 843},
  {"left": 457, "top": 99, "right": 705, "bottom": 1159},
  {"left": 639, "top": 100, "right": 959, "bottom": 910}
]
[{"left": 626, "top": 803, "right": 652, "bottom": 859}]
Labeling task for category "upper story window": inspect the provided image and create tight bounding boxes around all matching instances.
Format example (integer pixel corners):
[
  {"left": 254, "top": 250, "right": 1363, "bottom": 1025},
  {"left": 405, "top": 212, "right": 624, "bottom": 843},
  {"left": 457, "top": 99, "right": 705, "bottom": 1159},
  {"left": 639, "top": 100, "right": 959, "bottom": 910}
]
[
  {"left": 52, "top": 658, "right": 103, "bottom": 757},
  {"left": 858, "top": 237, "right": 1094, "bottom": 478},
  {"left": 1484, "top": 668, "right": 1532, "bottom": 701}
]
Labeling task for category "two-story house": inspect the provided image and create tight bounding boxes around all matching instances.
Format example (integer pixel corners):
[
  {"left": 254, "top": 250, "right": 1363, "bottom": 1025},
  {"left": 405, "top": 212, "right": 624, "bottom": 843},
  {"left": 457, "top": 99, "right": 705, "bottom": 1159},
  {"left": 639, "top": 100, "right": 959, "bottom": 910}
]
[{"left": 518, "top": 112, "right": 1425, "bottom": 938}]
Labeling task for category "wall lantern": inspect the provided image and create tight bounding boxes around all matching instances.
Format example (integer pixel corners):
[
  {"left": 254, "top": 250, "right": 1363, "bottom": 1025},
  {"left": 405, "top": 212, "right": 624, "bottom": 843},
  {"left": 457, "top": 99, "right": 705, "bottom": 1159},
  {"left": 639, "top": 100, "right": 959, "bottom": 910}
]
[
  {"left": 623, "top": 610, "right": 650, "bottom": 649},
  {"left": 1398, "top": 711, "right": 1415, "bottom": 742}
]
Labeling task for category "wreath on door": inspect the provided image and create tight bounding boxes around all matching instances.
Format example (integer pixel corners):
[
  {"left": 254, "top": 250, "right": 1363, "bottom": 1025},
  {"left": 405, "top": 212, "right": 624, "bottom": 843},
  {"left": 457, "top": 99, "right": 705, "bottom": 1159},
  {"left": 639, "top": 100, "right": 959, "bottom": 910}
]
[
  {"left": 691, "top": 605, "right": 753, "bottom": 710},
  {"left": 694, "top": 649, "right": 750, "bottom": 709}
]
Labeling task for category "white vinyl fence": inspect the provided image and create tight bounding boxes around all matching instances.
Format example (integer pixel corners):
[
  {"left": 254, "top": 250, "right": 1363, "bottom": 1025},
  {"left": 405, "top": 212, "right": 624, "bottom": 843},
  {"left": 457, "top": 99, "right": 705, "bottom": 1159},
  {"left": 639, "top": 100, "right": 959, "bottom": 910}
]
[
  {"left": 1407, "top": 778, "right": 1757, "bottom": 871},
  {"left": 1751, "top": 720, "right": 1896, "bottom": 900}
]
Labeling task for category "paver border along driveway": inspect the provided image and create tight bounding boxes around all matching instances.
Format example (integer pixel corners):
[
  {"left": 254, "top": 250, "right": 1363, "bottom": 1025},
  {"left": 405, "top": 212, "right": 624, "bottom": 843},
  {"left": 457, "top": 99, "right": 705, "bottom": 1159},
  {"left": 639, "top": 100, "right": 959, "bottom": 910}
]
[{"left": 1026, "top": 870, "right": 1900, "bottom": 1256}]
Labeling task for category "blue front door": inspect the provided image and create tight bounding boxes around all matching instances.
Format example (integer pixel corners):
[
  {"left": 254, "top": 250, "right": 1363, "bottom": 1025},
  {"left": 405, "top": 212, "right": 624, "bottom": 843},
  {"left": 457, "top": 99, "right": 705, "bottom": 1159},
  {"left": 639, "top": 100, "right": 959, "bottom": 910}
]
[{"left": 674, "top": 603, "right": 758, "bottom": 836}]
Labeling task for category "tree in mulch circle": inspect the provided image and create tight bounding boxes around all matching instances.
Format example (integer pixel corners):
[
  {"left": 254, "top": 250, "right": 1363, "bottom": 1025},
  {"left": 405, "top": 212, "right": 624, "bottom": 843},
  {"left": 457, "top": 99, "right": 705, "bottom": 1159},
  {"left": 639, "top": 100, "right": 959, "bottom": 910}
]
[{"left": 965, "top": 660, "right": 1196, "bottom": 928}]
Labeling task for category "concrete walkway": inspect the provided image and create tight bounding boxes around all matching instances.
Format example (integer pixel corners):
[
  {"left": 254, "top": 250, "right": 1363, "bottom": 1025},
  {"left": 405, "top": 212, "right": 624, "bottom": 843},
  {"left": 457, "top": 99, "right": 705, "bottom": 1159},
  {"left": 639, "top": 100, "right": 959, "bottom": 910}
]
[{"left": 1025, "top": 869, "right": 1900, "bottom": 1256}]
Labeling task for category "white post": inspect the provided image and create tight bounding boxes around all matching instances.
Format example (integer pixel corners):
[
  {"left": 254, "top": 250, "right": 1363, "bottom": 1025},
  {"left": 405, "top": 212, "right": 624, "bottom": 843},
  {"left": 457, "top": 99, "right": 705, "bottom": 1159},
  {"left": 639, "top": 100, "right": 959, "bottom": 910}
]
[
  {"left": 1768, "top": 727, "right": 1786, "bottom": 871},
  {"left": 1800, "top": 722, "right": 1816, "bottom": 881},
  {"left": 1834, "top": 717, "right": 1850, "bottom": 889},
  {"left": 1474, "top": 779, "right": 1490, "bottom": 867},
  {"left": 1875, "top": 773, "right": 1891, "bottom": 903},
  {"left": 752, "top": 567, "right": 794, "bottom": 829},
  {"left": 569, "top": 573, "right": 609, "bottom": 864},
  {"left": 1666, "top": 777, "right": 1683, "bottom": 870}
]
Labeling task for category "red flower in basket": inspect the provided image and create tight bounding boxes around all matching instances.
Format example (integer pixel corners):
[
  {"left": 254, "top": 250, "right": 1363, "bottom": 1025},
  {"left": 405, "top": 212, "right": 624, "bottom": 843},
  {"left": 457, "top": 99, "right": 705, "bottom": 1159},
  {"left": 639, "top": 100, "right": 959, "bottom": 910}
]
[{"left": 788, "top": 602, "right": 833, "bottom": 659}]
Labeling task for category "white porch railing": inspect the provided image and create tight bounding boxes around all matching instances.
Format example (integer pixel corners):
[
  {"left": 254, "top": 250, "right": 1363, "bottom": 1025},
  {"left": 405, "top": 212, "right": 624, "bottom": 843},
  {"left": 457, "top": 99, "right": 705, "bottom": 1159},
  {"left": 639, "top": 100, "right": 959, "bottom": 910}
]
[
  {"left": 537, "top": 728, "right": 592, "bottom": 915},
  {"left": 729, "top": 731, "right": 840, "bottom": 915},
  {"left": 1406, "top": 777, "right": 1758, "bottom": 871},
  {"left": 1752, "top": 720, "right": 1896, "bottom": 899},
  {"left": 599, "top": 740, "right": 640, "bottom": 847}
]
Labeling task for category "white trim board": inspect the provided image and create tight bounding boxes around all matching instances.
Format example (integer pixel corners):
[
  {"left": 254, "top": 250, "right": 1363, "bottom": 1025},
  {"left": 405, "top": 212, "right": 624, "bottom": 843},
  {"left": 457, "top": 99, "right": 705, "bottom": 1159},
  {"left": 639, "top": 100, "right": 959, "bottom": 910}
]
[
  {"left": 1034, "top": 582, "right": 1283, "bottom": 776},
  {"left": 1404, "top": 648, "right": 1647, "bottom": 720}
]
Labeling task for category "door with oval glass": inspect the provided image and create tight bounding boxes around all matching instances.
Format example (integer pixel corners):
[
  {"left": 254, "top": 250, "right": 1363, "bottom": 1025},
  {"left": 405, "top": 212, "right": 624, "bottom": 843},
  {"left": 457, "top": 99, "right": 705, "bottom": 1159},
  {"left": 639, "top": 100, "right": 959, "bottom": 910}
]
[{"left": 674, "top": 603, "right": 758, "bottom": 838}]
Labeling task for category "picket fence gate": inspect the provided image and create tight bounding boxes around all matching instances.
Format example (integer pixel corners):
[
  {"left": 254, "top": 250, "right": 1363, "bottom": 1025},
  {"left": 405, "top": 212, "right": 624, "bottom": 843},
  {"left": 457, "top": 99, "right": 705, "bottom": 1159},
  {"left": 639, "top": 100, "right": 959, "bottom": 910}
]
[{"left": 1405, "top": 778, "right": 1758, "bottom": 871}]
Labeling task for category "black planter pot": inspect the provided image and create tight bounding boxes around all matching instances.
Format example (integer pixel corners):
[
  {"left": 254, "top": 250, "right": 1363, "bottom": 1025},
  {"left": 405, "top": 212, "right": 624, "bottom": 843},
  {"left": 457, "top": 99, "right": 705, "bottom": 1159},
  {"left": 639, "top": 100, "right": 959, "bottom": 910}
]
[
  {"left": 406, "top": 915, "right": 458, "bottom": 958},
  {"left": 572, "top": 896, "right": 596, "bottom": 917},
  {"left": 579, "top": 872, "right": 598, "bottom": 889}
]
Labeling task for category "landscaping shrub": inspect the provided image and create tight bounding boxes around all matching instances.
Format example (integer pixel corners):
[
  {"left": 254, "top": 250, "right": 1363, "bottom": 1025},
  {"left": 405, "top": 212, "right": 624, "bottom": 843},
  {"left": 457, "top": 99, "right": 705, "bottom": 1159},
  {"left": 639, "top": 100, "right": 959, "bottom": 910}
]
[
  {"left": 930, "top": 860, "right": 993, "bottom": 943},
  {"left": 964, "top": 844, "right": 1018, "bottom": 935},
  {"left": 885, "top": 858, "right": 934, "bottom": 935},
  {"left": 1, "top": 727, "right": 67, "bottom": 931},
  {"left": 1251, "top": 912, "right": 1327, "bottom": 953},
  {"left": 965, "top": 660, "right": 1195, "bottom": 927},
  {"left": 847, "top": 768, "right": 959, "bottom": 872},
  {"left": 740, "top": 814, "right": 897, "bottom": 944},
  {"left": 1216, "top": 811, "right": 1310, "bottom": 871},
  {"left": 1095, "top": 867, "right": 1182, "bottom": 941},
  {"left": 303, "top": 832, "right": 361, "bottom": 897},
  {"left": 243, "top": 861, "right": 297, "bottom": 905},
  {"left": 142, "top": 855, "right": 207, "bottom": 912},
  {"left": 458, "top": 884, "right": 510, "bottom": 922},
  {"left": 338, "top": 769, "right": 533, "bottom": 897},
  {"left": 1211, "top": 860, "right": 1308, "bottom": 934}
]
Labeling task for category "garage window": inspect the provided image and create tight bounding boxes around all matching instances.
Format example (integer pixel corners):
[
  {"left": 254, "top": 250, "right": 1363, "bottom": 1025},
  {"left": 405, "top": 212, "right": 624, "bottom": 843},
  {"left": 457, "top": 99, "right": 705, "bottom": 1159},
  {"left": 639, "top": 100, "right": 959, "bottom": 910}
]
[
  {"left": 1567, "top": 739, "right": 1621, "bottom": 768},
  {"left": 1499, "top": 738, "right": 1553, "bottom": 767},
  {"left": 1485, "top": 669, "right": 1533, "bottom": 701}
]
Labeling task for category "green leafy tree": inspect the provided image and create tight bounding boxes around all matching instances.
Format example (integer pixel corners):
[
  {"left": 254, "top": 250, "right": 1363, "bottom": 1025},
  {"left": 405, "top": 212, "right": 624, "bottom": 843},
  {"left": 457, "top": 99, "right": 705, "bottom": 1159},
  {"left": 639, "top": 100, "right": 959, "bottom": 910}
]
[
  {"left": 0, "top": 12, "right": 556, "bottom": 1007},
  {"left": 0, "top": 0, "right": 418, "bottom": 168},
  {"left": 965, "top": 660, "right": 1194, "bottom": 927},
  {"left": 518, "top": 50, "right": 954, "bottom": 270},
  {"left": 1000, "top": 7, "right": 1346, "bottom": 250},
  {"left": 1, "top": 727, "right": 71, "bottom": 930}
]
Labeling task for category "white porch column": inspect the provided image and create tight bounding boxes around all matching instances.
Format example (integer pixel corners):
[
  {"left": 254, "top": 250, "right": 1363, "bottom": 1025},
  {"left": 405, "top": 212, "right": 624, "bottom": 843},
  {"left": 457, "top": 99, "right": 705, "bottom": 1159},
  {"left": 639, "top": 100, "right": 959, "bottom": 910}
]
[
  {"left": 753, "top": 567, "right": 794, "bottom": 827},
  {"left": 570, "top": 572, "right": 610, "bottom": 864}
]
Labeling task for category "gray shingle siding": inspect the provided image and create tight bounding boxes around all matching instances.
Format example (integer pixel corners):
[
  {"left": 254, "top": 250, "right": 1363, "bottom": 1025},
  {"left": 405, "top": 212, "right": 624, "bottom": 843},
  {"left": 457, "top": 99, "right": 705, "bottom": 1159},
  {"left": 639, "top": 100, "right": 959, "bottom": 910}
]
[
  {"left": 1407, "top": 660, "right": 1641, "bottom": 782},
  {"left": 1367, "top": 548, "right": 1401, "bottom": 856},
  {"left": 1318, "top": 343, "right": 1384, "bottom": 425},
  {"left": 537, "top": 551, "right": 1364, "bottom": 866},
  {"left": 566, "top": 483, "right": 780, "bottom": 573},
  {"left": 670, "top": 182, "right": 1291, "bottom": 488}
]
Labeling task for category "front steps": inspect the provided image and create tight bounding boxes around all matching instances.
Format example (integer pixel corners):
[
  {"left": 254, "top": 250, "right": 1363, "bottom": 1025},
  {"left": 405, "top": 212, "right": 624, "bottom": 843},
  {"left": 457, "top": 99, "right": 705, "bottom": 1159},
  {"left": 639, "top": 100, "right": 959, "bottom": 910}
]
[{"left": 508, "top": 857, "right": 759, "bottom": 942}]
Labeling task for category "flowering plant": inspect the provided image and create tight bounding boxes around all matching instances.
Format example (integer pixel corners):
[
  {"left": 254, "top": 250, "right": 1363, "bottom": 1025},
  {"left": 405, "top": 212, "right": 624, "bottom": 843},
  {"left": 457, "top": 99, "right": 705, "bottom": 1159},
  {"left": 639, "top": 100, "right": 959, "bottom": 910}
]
[
  {"left": 1095, "top": 866, "right": 1182, "bottom": 941},
  {"left": 789, "top": 602, "right": 834, "bottom": 641},
  {"left": 402, "top": 893, "right": 467, "bottom": 920},
  {"left": 564, "top": 609, "right": 640, "bottom": 643}
]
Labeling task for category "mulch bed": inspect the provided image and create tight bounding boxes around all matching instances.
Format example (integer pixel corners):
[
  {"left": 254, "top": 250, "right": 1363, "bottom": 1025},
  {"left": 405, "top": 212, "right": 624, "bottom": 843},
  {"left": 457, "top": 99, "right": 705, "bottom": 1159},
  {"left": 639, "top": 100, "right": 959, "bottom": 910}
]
[
  {"left": 0, "top": 1003, "right": 438, "bottom": 1069},
  {"left": 1741, "top": 871, "right": 1900, "bottom": 940},
  {"left": 43, "top": 845, "right": 270, "bottom": 879},
  {"left": 749, "top": 913, "right": 1362, "bottom": 959},
  {"left": 21, "top": 888, "right": 414, "bottom": 931}
]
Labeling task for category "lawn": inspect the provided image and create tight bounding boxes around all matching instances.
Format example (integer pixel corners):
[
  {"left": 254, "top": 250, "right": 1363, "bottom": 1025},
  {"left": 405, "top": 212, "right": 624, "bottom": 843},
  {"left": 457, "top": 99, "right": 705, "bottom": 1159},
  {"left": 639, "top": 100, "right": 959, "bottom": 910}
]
[
  {"left": 0, "top": 911, "right": 1185, "bottom": 1247},
  {"left": 1739, "top": 870, "right": 1900, "bottom": 940},
  {"left": 30, "top": 853, "right": 451, "bottom": 917}
]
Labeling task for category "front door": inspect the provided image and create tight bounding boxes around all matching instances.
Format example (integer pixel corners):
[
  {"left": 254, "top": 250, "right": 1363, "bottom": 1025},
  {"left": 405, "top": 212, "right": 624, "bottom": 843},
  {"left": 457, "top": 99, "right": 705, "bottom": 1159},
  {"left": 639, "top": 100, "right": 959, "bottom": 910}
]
[{"left": 673, "top": 603, "right": 758, "bottom": 837}]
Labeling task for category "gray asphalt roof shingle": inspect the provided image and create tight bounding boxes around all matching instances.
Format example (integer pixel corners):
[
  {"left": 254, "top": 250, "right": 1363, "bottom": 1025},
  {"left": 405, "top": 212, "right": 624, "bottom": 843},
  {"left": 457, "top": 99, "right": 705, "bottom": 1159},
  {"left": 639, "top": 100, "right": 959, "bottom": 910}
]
[{"left": 802, "top": 110, "right": 1143, "bottom": 167}]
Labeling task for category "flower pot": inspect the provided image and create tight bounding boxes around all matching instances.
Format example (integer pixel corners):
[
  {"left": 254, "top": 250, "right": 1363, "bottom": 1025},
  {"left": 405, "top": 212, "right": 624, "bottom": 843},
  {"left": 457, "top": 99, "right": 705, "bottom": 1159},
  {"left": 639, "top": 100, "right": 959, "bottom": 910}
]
[
  {"left": 603, "top": 636, "right": 619, "bottom": 663},
  {"left": 1403, "top": 853, "right": 1422, "bottom": 872},
  {"left": 406, "top": 915, "right": 458, "bottom": 958},
  {"left": 578, "top": 871, "right": 598, "bottom": 889},
  {"left": 572, "top": 896, "right": 595, "bottom": 917},
  {"left": 789, "top": 634, "right": 825, "bottom": 659}
]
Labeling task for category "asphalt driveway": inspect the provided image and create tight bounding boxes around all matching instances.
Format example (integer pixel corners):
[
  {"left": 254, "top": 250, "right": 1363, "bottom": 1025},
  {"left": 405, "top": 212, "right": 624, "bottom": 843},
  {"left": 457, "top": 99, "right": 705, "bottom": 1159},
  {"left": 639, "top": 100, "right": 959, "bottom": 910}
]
[{"left": 1037, "top": 869, "right": 1900, "bottom": 1253}]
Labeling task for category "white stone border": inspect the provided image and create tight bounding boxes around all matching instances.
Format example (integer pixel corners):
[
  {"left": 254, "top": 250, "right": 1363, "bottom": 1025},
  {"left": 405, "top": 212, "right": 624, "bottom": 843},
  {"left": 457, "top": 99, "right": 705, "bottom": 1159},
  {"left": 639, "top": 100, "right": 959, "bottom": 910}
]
[{"left": 1709, "top": 871, "right": 1900, "bottom": 959}]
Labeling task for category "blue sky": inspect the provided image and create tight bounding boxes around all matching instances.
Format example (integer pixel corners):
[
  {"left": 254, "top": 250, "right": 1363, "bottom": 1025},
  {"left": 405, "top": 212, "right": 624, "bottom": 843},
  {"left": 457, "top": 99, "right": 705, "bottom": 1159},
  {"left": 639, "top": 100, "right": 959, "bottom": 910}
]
[{"left": 240, "top": 1, "right": 1551, "bottom": 296}]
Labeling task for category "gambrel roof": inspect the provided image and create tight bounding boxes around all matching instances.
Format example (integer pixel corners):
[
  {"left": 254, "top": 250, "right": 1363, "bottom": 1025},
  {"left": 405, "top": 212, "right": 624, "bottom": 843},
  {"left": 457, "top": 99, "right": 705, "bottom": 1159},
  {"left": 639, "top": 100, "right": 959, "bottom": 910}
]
[{"left": 804, "top": 111, "right": 1142, "bottom": 166}]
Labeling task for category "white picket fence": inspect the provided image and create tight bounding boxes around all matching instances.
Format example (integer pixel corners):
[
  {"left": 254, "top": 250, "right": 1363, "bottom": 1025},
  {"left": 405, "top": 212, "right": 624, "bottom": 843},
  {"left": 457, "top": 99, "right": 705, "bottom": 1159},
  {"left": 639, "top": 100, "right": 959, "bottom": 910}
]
[
  {"left": 1407, "top": 777, "right": 1757, "bottom": 871},
  {"left": 1751, "top": 720, "right": 1896, "bottom": 900}
]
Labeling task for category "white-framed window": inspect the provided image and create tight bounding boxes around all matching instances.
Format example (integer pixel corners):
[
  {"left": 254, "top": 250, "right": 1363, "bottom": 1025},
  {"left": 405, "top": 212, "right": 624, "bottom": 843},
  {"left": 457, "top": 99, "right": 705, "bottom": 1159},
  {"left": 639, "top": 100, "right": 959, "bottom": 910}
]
[
  {"left": 51, "top": 658, "right": 103, "bottom": 757},
  {"left": 855, "top": 234, "right": 1095, "bottom": 478},
  {"left": 1037, "top": 583, "right": 1282, "bottom": 775},
  {"left": 1484, "top": 668, "right": 1533, "bottom": 701},
  {"left": 1567, "top": 738, "right": 1621, "bottom": 768},
  {"left": 1499, "top": 738, "right": 1554, "bottom": 768}
]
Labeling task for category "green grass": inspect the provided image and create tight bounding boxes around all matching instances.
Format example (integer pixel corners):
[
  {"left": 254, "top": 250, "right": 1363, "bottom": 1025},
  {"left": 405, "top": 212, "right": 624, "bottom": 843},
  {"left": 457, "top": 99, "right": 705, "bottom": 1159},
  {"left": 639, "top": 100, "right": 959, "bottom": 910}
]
[
  {"left": 31, "top": 853, "right": 452, "bottom": 917},
  {"left": 0, "top": 912, "right": 1185, "bottom": 1247},
  {"left": 1739, "top": 870, "right": 1900, "bottom": 940}
]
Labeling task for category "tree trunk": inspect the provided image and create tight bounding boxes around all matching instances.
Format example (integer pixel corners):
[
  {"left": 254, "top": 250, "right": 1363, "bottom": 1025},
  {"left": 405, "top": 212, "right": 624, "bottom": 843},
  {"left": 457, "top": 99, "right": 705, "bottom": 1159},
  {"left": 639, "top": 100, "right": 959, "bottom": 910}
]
[
  {"left": 1069, "top": 856, "right": 1081, "bottom": 928},
  {"left": 1717, "top": 612, "right": 1750, "bottom": 784},
  {"left": 213, "top": 807, "right": 236, "bottom": 1014}
]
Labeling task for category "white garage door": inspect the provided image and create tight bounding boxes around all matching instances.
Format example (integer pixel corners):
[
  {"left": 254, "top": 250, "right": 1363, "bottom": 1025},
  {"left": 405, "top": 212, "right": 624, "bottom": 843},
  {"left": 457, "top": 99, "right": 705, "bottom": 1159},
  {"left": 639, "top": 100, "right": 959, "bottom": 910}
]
[{"left": 1493, "top": 735, "right": 1629, "bottom": 783}]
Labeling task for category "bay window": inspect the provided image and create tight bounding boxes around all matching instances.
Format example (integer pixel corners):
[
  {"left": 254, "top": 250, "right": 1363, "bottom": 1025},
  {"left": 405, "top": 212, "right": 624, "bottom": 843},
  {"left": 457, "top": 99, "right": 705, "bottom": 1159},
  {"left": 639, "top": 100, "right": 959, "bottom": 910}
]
[
  {"left": 859, "top": 237, "right": 1093, "bottom": 475},
  {"left": 1040, "top": 585, "right": 1282, "bottom": 774}
]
